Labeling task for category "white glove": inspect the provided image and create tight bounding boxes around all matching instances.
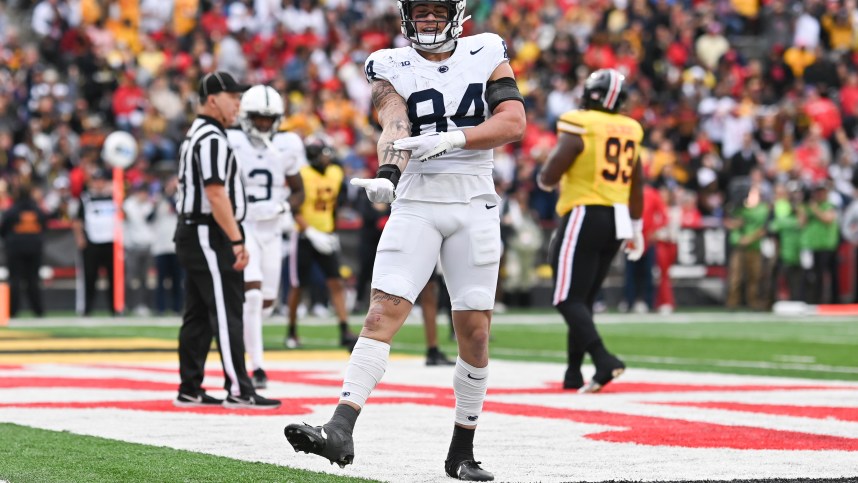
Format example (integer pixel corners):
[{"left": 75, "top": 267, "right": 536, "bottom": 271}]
[
  {"left": 392, "top": 130, "right": 466, "bottom": 161},
  {"left": 304, "top": 226, "right": 339, "bottom": 255},
  {"left": 625, "top": 219, "right": 645, "bottom": 261},
  {"left": 253, "top": 201, "right": 290, "bottom": 220},
  {"left": 350, "top": 177, "right": 396, "bottom": 204}
]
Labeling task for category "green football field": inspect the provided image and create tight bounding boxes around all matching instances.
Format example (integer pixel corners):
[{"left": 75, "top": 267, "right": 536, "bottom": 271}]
[
  {"left": 11, "top": 311, "right": 858, "bottom": 381},
  {"left": 1, "top": 310, "right": 856, "bottom": 482}
]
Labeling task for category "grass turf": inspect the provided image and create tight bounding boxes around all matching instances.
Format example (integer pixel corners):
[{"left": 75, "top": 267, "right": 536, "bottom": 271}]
[
  {"left": 0, "top": 423, "right": 376, "bottom": 483},
  {"left": 4, "top": 315, "right": 857, "bottom": 381}
]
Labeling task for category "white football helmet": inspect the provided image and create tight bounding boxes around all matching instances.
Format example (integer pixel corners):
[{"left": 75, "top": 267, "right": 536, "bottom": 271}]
[
  {"left": 239, "top": 85, "right": 284, "bottom": 141},
  {"left": 398, "top": 0, "right": 470, "bottom": 52}
]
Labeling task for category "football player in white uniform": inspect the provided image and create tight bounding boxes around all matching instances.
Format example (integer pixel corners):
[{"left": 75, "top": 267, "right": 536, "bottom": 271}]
[
  {"left": 284, "top": 1, "right": 525, "bottom": 480},
  {"left": 228, "top": 85, "right": 305, "bottom": 389}
]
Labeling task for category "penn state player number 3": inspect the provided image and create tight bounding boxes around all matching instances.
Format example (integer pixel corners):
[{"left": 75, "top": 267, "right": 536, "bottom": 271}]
[{"left": 247, "top": 168, "right": 273, "bottom": 202}]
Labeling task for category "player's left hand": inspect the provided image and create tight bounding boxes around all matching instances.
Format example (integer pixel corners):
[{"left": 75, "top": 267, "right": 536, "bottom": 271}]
[
  {"left": 393, "top": 130, "right": 466, "bottom": 161},
  {"left": 624, "top": 223, "right": 645, "bottom": 261},
  {"left": 350, "top": 178, "right": 396, "bottom": 203}
]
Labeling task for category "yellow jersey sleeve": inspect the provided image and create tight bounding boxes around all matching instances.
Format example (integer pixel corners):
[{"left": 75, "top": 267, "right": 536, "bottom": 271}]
[
  {"left": 556, "top": 111, "right": 588, "bottom": 135},
  {"left": 555, "top": 110, "right": 644, "bottom": 216}
]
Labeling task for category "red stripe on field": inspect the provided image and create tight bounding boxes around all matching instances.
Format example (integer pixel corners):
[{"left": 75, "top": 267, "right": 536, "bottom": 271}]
[
  {"left": 0, "top": 397, "right": 337, "bottom": 416},
  {"left": 655, "top": 401, "right": 858, "bottom": 422},
  {"left": 0, "top": 377, "right": 178, "bottom": 391},
  {"left": 474, "top": 400, "right": 858, "bottom": 451},
  {"left": 0, "top": 365, "right": 23, "bottom": 370}
]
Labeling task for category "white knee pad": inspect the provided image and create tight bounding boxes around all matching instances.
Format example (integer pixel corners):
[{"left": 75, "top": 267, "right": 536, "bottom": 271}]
[
  {"left": 340, "top": 337, "right": 390, "bottom": 408},
  {"left": 453, "top": 357, "right": 489, "bottom": 426},
  {"left": 453, "top": 289, "right": 495, "bottom": 311},
  {"left": 243, "top": 289, "right": 264, "bottom": 370}
]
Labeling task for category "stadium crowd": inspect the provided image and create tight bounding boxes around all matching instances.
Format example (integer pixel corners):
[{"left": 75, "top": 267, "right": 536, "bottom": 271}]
[{"left": 1, "top": 0, "right": 858, "bottom": 315}]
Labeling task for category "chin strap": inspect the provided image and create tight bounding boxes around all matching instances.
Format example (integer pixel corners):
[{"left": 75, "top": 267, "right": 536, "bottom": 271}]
[
  {"left": 249, "top": 132, "right": 274, "bottom": 149},
  {"left": 414, "top": 39, "right": 457, "bottom": 53}
]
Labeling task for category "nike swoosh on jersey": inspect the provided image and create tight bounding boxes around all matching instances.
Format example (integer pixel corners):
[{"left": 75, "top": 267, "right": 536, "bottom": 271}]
[
  {"left": 485, "top": 204, "right": 497, "bottom": 209},
  {"left": 470, "top": 46, "right": 484, "bottom": 55}
]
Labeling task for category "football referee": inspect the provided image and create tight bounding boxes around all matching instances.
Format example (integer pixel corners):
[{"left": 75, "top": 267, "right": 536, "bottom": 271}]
[{"left": 173, "top": 72, "right": 280, "bottom": 409}]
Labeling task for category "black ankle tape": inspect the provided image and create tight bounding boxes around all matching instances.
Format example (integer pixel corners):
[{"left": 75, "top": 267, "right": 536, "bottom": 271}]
[
  {"left": 376, "top": 164, "right": 401, "bottom": 188},
  {"left": 329, "top": 403, "right": 359, "bottom": 433},
  {"left": 446, "top": 425, "right": 475, "bottom": 464}
]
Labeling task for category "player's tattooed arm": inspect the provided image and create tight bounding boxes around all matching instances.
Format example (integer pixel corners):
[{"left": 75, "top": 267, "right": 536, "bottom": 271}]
[{"left": 372, "top": 80, "right": 412, "bottom": 171}]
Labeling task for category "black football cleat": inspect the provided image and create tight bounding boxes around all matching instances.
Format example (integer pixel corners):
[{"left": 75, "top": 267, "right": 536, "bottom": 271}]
[
  {"left": 562, "top": 367, "right": 584, "bottom": 390},
  {"left": 252, "top": 368, "right": 268, "bottom": 389},
  {"left": 579, "top": 356, "right": 625, "bottom": 394},
  {"left": 445, "top": 459, "right": 494, "bottom": 481},
  {"left": 340, "top": 332, "right": 359, "bottom": 352},
  {"left": 426, "top": 349, "right": 455, "bottom": 366},
  {"left": 285, "top": 423, "right": 354, "bottom": 468}
]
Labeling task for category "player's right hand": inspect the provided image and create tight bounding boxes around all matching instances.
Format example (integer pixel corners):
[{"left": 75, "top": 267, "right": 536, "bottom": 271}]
[
  {"left": 624, "top": 226, "right": 645, "bottom": 261},
  {"left": 304, "top": 226, "right": 339, "bottom": 255},
  {"left": 350, "top": 177, "right": 395, "bottom": 204},
  {"left": 232, "top": 244, "right": 249, "bottom": 271}
]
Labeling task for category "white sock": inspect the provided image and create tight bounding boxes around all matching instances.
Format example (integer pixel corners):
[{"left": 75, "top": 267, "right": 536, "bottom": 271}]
[
  {"left": 340, "top": 337, "right": 390, "bottom": 408},
  {"left": 243, "top": 289, "right": 264, "bottom": 371},
  {"left": 454, "top": 357, "right": 489, "bottom": 426}
]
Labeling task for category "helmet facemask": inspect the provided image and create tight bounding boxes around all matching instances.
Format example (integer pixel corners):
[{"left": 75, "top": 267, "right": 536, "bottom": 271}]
[
  {"left": 398, "top": 0, "right": 470, "bottom": 53},
  {"left": 239, "top": 85, "right": 284, "bottom": 147}
]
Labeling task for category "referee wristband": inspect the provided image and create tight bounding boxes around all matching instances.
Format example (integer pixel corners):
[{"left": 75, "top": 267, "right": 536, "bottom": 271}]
[{"left": 230, "top": 238, "right": 245, "bottom": 246}]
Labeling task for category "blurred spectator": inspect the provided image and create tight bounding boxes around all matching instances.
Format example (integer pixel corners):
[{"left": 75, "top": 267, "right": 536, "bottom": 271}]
[
  {"left": 502, "top": 185, "right": 543, "bottom": 307},
  {"left": 769, "top": 182, "right": 806, "bottom": 301},
  {"left": 149, "top": 175, "right": 183, "bottom": 315},
  {"left": 802, "top": 183, "right": 840, "bottom": 304},
  {"left": 123, "top": 182, "right": 154, "bottom": 316},
  {"left": 724, "top": 186, "right": 770, "bottom": 310},
  {"left": 0, "top": 184, "right": 47, "bottom": 317},
  {"left": 622, "top": 183, "right": 667, "bottom": 314}
]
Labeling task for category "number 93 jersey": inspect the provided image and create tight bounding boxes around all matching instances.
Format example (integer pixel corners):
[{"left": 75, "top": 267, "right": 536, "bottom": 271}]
[
  {"left": 227, "top": 129, "right": 305, "bottom": 221},
  {"left": 554, "top": 109, "right": 644, "bottom": 216},
  {"left": 364, "top": 33, "right": 509, "bottom": 177}
]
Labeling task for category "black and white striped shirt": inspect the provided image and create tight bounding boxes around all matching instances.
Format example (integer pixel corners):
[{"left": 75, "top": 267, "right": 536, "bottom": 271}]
[{"left": 176, "top": 115, "right": 247, "bottom": 222}]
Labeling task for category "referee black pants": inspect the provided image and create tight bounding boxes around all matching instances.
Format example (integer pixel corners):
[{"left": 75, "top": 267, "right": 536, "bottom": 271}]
[
  {"left": 82, "top": 242, "right": 115, "bottom": 315},
  {"left": 549, "top": 206, "right": 622, "bottom": 368},
  {"left": 175, "top": 222, "right": 254, "bottom": 397}
]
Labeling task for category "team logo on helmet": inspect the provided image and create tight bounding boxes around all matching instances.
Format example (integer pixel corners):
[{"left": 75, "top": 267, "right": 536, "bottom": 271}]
[
  {"left": 397, "top": 0, "right": 470, "bottom": 52},
  {"left": 583, "top": 69, "right": 627, "bottom": 113}
]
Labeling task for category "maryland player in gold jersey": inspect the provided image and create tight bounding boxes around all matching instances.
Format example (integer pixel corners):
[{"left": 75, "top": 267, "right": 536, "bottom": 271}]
[
  {"left": 538, "top": 69, "right": 645, "bottom": 394},
  {"left": 286, "top": 137, "right": 359, "bottom": 350}
]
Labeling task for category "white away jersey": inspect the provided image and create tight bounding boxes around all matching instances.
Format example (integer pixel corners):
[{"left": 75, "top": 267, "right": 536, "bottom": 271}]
[
  {"left": 365, "top": 33, "right": 509, "bottom": 202},
  {"left": 227, "top": 129, "right": 306, "bottom": 221}
]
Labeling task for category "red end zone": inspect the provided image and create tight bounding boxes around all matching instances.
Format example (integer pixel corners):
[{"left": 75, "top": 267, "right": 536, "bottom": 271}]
[{"left": 1, "top": 361, "right": 857, "bottom": 481}]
